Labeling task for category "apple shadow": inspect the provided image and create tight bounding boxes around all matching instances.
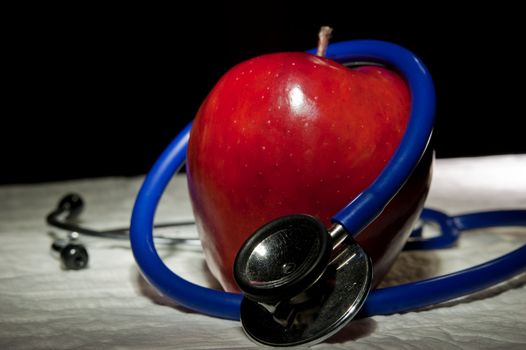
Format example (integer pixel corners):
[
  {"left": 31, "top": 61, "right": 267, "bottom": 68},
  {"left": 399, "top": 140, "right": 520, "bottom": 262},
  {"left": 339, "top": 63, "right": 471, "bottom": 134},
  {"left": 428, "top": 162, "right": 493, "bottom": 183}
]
[
  {"left": 133, "top": 266, "right": 190, "bottom": 311},
  {"left": 378, "top": 250, "right": 441, "bottom": 287},
  {"left": 131, "top": 246, "right": 224, "bottom": 315}
]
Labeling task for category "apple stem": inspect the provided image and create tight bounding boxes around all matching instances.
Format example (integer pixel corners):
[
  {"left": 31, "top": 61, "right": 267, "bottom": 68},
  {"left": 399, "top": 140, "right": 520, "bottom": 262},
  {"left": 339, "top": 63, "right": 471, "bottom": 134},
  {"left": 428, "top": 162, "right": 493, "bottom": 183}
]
[{"left": 316, "top": 26, "right": 333, "bottom": 57}]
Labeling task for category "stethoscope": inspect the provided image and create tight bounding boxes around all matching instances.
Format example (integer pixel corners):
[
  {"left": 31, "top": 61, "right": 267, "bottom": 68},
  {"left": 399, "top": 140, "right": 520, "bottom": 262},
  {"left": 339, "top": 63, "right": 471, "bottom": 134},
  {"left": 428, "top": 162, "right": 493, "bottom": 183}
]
[{"left": 47, "top": 40, "right": 526, "bottom": 347}]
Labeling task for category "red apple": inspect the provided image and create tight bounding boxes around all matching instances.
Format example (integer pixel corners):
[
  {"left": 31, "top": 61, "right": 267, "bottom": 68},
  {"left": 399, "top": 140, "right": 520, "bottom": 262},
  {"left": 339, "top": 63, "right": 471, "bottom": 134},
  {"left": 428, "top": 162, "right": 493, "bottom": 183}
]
[{"left": 187, "top": 51, "right": 432, "bottom": 292}]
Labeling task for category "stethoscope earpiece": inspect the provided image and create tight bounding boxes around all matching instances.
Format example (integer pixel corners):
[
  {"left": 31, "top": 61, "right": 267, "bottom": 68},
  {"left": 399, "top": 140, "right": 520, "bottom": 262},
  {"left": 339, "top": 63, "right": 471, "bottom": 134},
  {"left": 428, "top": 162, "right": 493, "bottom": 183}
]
[
  {"left": 49, "top": 194, "right": 89, "bottom": 270},
  {"left": 234, "top": 215, "right": 372, "bottom": 346},
  {"left": 57, "top": 193, "right": 85, "bottom": 219},
  {"left": 51, "top": 233, "right": 89, "bottom": 270}
]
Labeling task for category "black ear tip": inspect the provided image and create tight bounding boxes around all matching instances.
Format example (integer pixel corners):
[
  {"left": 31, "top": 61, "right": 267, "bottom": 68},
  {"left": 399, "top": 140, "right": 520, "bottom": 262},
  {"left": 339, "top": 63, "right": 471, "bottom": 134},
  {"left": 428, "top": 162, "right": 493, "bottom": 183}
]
[
  {"left": 60, "top": 243, "right": 89, "bottom": 270},
  {"left": 58, "top": 193, "right": 84, "bottom": 218}
]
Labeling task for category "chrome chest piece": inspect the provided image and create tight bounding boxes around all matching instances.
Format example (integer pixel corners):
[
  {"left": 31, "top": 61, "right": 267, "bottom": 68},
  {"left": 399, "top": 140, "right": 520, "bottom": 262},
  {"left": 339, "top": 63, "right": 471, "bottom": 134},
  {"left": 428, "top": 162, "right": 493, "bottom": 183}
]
[{"left": 234, "top": 214, "right": 372, "bottom": 347}]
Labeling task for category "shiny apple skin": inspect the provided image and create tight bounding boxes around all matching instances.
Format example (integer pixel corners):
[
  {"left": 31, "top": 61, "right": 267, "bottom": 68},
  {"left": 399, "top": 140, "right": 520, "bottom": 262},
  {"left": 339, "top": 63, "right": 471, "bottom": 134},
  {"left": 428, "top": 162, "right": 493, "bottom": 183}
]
[{"left": 187, "top": 52, "right": 425, "bottom": 291}]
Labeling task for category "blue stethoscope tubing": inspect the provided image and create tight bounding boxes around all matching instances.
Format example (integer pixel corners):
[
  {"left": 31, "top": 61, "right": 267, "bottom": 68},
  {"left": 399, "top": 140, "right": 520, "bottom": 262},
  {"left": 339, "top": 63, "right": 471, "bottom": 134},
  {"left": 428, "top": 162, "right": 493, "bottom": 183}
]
[{"left": 130, "top": 40, "right": 526, "bottom": 321}]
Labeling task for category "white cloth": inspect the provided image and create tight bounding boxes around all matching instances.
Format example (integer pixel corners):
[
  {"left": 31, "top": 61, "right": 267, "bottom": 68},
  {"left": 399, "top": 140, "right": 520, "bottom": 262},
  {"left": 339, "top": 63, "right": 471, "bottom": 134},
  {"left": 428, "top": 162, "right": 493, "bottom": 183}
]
[{"left": 0, "top": 155, "right": 525, "bottom": 349}]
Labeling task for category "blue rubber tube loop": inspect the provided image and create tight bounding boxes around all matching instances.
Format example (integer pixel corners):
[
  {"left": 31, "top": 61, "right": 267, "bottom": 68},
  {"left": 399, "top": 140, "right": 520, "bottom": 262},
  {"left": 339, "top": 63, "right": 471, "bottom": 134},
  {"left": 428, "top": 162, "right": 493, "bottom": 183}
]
[{"left": 130, "top": 40, "right": 526, "bottom": 322}]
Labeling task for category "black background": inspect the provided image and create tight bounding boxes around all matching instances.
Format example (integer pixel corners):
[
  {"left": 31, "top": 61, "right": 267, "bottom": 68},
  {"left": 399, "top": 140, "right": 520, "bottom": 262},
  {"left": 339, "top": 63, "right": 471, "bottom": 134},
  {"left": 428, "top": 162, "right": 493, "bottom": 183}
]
[{"left": 3, "top": 4, "right": 525, "bottom": 184}]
